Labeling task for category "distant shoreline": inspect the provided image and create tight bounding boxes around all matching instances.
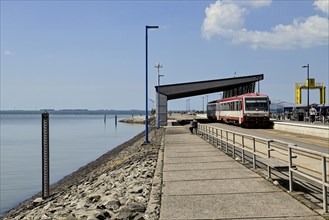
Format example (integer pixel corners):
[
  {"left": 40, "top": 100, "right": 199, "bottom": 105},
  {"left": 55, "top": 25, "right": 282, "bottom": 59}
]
[{"left": 0, "top": 109, "right": 145, "bottom": 115}]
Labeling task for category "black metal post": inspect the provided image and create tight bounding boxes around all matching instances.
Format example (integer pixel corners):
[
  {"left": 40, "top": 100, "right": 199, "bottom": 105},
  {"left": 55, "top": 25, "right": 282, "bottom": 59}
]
[
  {"left": 41, "top": 112, "right": 50, "bottom": 199},
  {"left": 302, "top": 64, "right": 310, "bottom": 115}
]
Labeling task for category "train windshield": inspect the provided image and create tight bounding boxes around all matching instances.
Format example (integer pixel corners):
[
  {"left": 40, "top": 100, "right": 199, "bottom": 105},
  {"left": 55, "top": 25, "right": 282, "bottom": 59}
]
[{"left": 245, "top": 98, "right": 268, "bottom": 111}]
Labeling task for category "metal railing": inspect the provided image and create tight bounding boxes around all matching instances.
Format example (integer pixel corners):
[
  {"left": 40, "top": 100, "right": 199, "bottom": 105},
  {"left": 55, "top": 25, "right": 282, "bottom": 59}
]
[{"left": 197, "top": 123, "right": 329, "bottom": 213}]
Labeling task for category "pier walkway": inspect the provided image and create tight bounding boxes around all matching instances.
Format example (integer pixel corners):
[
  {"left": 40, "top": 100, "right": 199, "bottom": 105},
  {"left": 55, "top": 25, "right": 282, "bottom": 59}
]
[{"left": 159, "top": 126, "right": 324, "bottom": 219}]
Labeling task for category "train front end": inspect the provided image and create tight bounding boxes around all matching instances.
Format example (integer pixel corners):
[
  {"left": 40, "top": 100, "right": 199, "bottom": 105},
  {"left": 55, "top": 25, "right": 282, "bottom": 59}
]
[{"left": 242, "top": 94, "right": 270, "bottom": 127}]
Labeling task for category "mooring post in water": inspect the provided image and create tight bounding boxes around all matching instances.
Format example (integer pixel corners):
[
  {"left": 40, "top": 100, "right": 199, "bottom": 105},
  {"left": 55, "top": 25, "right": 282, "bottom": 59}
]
[
  {"left": 104, "top": 114, "right": 107, "bottom": 124},
  {"left": 41, "top": 112, "right": 50, "bottom": 199},
  {"left": 115, "top": 115, "right": 117, "bottom": 127}
]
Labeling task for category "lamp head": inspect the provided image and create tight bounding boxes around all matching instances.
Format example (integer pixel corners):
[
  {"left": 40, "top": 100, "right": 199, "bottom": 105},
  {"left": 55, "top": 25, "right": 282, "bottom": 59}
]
[{"left": 146, "top": 25, "right": 159, "bottom": 29}]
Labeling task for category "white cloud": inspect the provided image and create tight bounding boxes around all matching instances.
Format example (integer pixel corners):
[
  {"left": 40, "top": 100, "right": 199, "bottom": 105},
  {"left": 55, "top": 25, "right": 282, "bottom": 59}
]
[
  {"left": 238, "top": 0, "right": 272, "bottom": 8},
  {"left": 314, "top": 0, "right": 329, "bottom": 15},
  {"left": 202, "top": 0, "right": 329, "bottom": 49},
  {"left": 202, "top": 1, "right": 247, "bottom": 39},
  {"left": 3, "top": 50, "right": 15, "bottom": 56}
]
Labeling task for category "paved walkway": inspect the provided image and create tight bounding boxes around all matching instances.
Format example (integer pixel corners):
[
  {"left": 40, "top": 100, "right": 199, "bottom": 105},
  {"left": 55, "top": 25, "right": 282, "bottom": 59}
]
[{"left": 160, "top": 126, "right": 324, "bottom": 220}]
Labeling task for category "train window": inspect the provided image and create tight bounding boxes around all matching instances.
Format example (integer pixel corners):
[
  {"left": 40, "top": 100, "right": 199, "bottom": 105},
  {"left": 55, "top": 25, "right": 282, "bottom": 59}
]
[
  {"left": 223, "top": 103, "right": 228, "bottom": 111},
  {"left": 245, "top": 98, "right": 268, "bottom": 111},
  {"left": 216, "top": 103, "right": 220, "bottom": 111}
]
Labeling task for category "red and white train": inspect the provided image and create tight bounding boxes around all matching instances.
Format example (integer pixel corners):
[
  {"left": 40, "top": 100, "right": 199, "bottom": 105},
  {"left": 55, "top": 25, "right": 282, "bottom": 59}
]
[{"left": 207, "top": 93, "right": 271, "bottom": 127}]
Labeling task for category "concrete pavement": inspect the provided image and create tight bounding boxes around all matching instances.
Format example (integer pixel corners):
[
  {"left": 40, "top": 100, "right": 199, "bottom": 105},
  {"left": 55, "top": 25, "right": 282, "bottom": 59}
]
[{"left": 160, "top": 126, "right": 324, "bottom": 219}]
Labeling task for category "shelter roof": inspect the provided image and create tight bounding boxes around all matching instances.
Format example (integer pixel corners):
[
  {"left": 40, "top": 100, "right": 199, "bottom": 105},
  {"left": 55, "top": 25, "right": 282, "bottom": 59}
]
[{"left": 155, "top": 74, "right": 264, "bottom": 100}]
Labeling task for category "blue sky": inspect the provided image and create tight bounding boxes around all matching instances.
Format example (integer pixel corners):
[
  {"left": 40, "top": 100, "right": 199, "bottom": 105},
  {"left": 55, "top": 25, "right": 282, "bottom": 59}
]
[{"left": 1, "top": 0, "right": 328, "bottom": 111}]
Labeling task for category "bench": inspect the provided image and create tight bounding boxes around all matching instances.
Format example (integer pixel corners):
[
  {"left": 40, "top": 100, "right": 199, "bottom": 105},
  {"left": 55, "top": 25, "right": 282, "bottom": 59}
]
[{"left": 257, "top": 157, "right": 296, "bottom": 179}]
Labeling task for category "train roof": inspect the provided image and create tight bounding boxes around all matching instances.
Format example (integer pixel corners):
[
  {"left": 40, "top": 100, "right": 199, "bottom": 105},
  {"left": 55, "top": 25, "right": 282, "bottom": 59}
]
[{"left": 210, "top": 93, "right": 269, "bottom": 103}]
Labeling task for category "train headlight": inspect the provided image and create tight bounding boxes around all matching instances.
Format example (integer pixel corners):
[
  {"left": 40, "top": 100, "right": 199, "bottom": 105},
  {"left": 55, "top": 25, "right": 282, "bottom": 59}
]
[{"left": 246, "top": 114, "right": 250, "bottom": 117}]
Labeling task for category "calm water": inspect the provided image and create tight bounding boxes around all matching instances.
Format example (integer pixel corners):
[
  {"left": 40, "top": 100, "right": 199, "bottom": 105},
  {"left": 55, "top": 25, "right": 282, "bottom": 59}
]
[{"left": 0, "top": 114, "right": 144, "bottom": 215}]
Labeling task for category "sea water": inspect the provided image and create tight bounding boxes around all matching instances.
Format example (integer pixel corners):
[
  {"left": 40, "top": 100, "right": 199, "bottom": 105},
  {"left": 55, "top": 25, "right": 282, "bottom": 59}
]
[{"left": 0, "top": 113, "right": 144, "bottom": 215}]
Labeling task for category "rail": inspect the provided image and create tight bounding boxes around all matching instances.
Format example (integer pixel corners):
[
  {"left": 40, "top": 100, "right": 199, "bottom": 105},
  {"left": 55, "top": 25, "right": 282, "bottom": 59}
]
[{"left": 197, "top": 123, "right": 329, "bottom": 213}]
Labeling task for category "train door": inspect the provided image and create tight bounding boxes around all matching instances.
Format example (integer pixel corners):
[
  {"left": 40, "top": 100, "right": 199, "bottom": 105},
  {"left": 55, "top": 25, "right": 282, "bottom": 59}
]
[
  {"left": 238, "top": 100, "right": 242, "bottom": 124},
  {"left": 216, "top": 102, "right": 221, "bottom": 120}
]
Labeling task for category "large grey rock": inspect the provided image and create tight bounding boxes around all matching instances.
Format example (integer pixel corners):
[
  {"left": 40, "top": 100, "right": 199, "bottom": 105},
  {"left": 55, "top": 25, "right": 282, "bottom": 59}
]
[{"left": 33, "top": 197, "right": 43, "bottom": 206}]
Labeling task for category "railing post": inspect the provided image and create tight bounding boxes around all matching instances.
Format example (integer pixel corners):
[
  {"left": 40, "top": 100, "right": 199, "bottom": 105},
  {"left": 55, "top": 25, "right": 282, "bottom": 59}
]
[
  {"left": 322, "top": 156, "right": 328, "bottom": 213},
  {"left": 203, "top": 125, "right": 207, "bottom": 140},
  {"left": 232, "top": 133, "right": 235, "bottom": 158},
  {"left": 216, "top": 129, "right": 218, "bottom": 148},
  {"left": 202, "top": 125, "right": 205, "bottom": 138},
  {"left": 267, "top": 140, "right": 272, "bottom": 179},
  {"left": 42, "top": 112, "right": 50, "bottom": 199},
  {"left": 220, "top": 130, "right": 222, "bottom": 150},
  {"left": 252, "top": 137, "right": 256, "bottom": 169},
  {"left": 267, "top": 140, "right": 272, "bottom": 158},
  {"left": 211, "top": 127, "right": 214, "bottom": 144},
  {"left": 213, "top": 127, "right": 215, "bottom": 144},
  {"left": 207, "top": 126, "right": 209, "bottom": 140},
  {"left": 241, "top": 135, "right": 245, "bottom": 163},
  {"left": 226, "top": 131, "right": 228, "bottom": 153},
  {"left": 288, "top": 146, "right": 294, "bottom": 192}
]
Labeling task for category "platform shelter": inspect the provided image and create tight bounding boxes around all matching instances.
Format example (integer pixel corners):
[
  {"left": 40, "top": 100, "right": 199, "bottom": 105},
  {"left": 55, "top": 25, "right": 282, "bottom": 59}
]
[{"left": 155, "top": 74, "right": 264, "bottom": 126}]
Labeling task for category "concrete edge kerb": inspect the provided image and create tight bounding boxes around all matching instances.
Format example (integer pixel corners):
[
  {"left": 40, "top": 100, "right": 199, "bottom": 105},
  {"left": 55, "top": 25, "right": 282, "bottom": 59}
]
[
  {"left": 273, "top": 122, "right": 329, "bottom": 138},
  {"left": 144, "top": 130, "right": 165, "bottom": 219},
  {"left": 274, "top": 121, "right": 329, "bottom": 129}
]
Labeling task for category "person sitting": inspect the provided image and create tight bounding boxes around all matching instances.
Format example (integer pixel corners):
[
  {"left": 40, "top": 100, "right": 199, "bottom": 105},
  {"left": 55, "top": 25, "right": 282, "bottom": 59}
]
[{"left": 189, "top": 119, "right": 198, "bottom": 134}]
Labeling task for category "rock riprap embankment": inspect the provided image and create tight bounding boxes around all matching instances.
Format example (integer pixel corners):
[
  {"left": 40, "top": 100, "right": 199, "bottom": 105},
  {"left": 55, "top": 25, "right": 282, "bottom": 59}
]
[
  {"left": 119, "top": 116, "right": 145, "bottom": 124},
  {"left": 2, "top": 129, "right": 164, "bottom": 220}
]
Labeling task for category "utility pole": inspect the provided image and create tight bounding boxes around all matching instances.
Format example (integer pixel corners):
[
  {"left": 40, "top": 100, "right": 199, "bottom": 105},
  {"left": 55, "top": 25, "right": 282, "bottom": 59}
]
[{"left": 155, "top": 63, "right": 163, "bottom": 128}]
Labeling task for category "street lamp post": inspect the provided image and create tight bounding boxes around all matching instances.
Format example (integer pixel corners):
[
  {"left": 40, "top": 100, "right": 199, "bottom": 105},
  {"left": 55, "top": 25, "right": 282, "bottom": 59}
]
[
  {"left": 145, "top": 25, "right": 158, "bottom": 144},
  {"left": 202, "top": 97, "right": 205, "bottom": 113},
  {"left": 155, "top": 63, "right": 163, "bottom": 128},
  {"left": 186, "top": 99, "right": 190, "bottom": 113},
  {"left": 302, "top": 64, "right": 310, "bottom": 115}
]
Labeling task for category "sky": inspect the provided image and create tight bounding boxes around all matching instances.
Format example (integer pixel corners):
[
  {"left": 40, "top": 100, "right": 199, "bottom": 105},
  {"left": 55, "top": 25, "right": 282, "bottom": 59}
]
[{"left": 1, "top": 0, "right": 328, "bottom": 111}]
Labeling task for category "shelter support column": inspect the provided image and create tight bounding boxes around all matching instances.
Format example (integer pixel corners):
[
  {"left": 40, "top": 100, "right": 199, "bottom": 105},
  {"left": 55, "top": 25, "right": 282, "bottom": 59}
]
[
  {"left": 156, "top": 93, "right": 168, "bottom": 126},
  {"left": 320, "top": 86, "right": 326, "bottom": 105}
]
